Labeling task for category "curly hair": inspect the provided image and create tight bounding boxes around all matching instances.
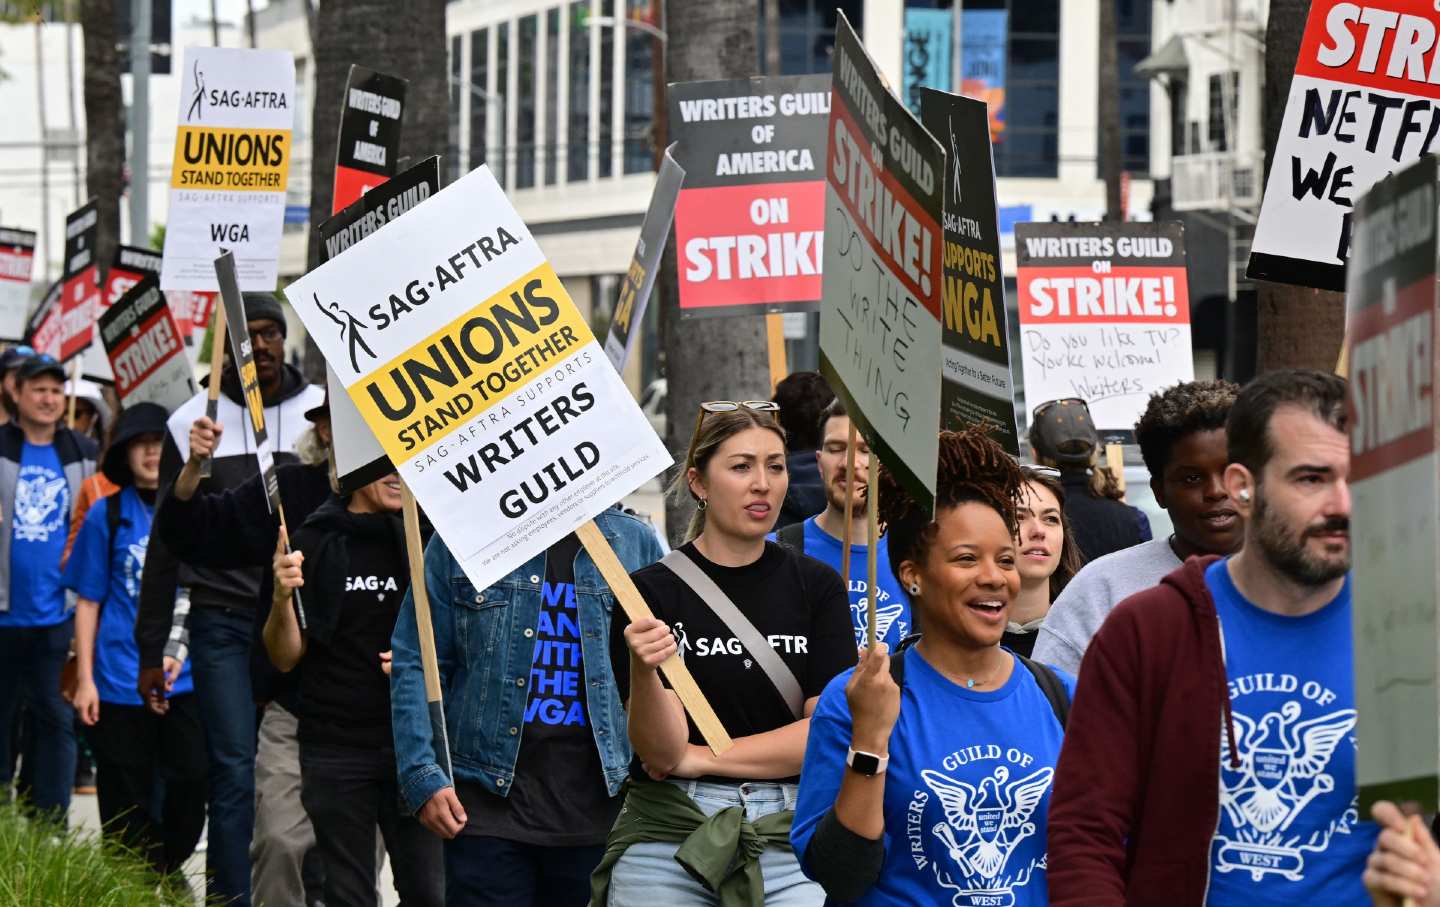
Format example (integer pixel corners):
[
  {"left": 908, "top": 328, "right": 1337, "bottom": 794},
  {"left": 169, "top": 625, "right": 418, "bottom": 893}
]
[
  {"left": 878, "top": 428, "right": 1025, "bottom": 584},
  {"left": 1134, "top": 379, "right": 1241, "bottom": 477}
]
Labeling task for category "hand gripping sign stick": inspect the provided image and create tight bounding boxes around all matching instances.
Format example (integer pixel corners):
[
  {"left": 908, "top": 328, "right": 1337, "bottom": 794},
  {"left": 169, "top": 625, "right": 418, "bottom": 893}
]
[
  {"left": 400, "top": 481, "right": 453, "bottom": 779},
  {"left": 199, "top": 301, "right": 227, "bottom": 479},
  {"left": 866, "top": 464, "right": 880, "bottom": 650}
]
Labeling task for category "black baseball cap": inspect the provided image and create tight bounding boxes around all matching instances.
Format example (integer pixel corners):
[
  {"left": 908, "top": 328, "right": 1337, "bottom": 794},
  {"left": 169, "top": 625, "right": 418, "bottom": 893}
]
[
  {"left": 1029, "top": 397, "right": 1099, "bottom": 466},
  {"left": 16, "top": 354, "right": 65, "bottom": 385}
]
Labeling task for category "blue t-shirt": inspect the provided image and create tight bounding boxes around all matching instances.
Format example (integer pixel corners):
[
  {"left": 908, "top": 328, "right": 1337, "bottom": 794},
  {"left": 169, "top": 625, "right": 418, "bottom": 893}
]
[
  {"left": 2, "top": 441, "right": 70, "bottom": 627},
  {"left": 1205, "top": 559, "right": 1376, "bottom": 906},
  {"left": 793, "top": 647, "right": 1075, "bottom": 906},
  {"left": 62, "top": 487, "right": 193, "bottom": 706},
  {"left": 769, "top": 517, "right": 912, "bottom": 648}
]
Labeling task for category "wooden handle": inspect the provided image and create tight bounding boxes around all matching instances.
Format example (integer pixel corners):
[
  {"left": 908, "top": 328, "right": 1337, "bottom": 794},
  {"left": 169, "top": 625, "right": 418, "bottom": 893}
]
[
  {"left": 1105, "top": 442, "right": 1125, "bottom": 495},
  {"left": 840, "top": 421, "right": 858, "bottom": 594},
  {"left": 765, "top": 312, "right": 787, "bottom": 393},
  {"left": 575, "top": 519, "right": 733, "bottom": 755},
  {"left": 274, "top": 499, "right": 306, "bottom": 631},
  {"left": 200, "top": 304, "right": 227, "bottom": 479},
  {"left": 400, "top": 482, "right": 453, "bottom": 780},
  {"left": 866, "top": 476, "right": 879, "bottom": 649},
  {"left": 66, "top": 357, "right": 81, "bottom": 429}
]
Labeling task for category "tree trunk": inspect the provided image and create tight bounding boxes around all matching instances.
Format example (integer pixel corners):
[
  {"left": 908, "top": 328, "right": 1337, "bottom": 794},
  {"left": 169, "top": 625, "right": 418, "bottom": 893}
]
[
  {"left": 1255, "top": 0, "right": 1344, "bottom": 372},
  {"left": 303, "top": 0, "right": 449, "bottom": 381},
  {"left": 660, "top": 0, "right": 769, "bottom": 543},
  {"left": 80, "top": 0, "right": 123, "bottom": 280},
  {"left": 1097, "top": 0, "right": 1121, "bottom": 220}
]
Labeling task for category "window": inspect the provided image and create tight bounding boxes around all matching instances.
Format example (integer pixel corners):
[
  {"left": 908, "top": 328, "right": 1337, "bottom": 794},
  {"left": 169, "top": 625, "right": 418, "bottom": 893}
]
[
  {"left": 1115, "top": 0, "right": 1152, "bottom": 175},
  {"left": 568, "top": 1, "right": 591, "bottom": 181},
  {"left": 469, "top": 28, "right": 488, "bottom": 179},
  {"left": 991, "top": 0, "right": 1060, "bottom": 178},
  {"left": 758, "top": 0, "right": 864, "bottom": 75},
  {"left": 1208, "top": 71, "right": 1239, "bottom": 152},
  {"left": 546, "top": 8, "right": 561, "bottom": 185},
  {"left": 449, "top": 38, "right": 462, "bottom": 182},
  {"left": 623, "top": 0, "right": 655, "bottom": 173},
  {"left": 517, "top": 15, "right": 537, "bottom": 189},
  {"left": 599, "top": 0, "right": 615, "bottom": 178},
  {"left": 496, "top": 21, "right": 510, "bottom": 187}
]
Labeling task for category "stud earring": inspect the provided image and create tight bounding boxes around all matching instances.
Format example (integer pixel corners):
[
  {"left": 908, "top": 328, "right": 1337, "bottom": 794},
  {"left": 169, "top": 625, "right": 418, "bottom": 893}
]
[
  {"left": 1238, "top": 489, "right": 1250, "bottom": 502},
  {"left": 909, "top": 583, "right": 920, "bottom": 596}
]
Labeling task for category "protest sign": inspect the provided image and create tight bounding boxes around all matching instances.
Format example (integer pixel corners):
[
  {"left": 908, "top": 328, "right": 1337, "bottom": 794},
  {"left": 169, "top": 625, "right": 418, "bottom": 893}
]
[
  {"left": 160, "top": 47, "right": 294, "bottom": 291},
  {"left": 60, "top": 199, "right": 100, "bottom": 363},
  {"left": 1346, "top": 155, "right": 1440, "bottom": 810},
  {"left": 215, "top": 251, "right": 280, "bottom": 514},
  {"left": 1013, "top": 221, "right": 1193, "bottom": 439},
  {"left": 99, "top": 274, "right": 196, "bottom": 411},
  {"left": 84, "top": 244, "right": 166, "bottom": 381},
  {"left": 670, "top": 74, "right": 829, "bottom": 318},
  {"left": 819, "top": 12, "right": 945, "bottom": 513},
  {"left": 167, "top": 289, "right": 217, "bottom": 346},
  {"left": 317, "top": 155, "right": 440, "bottom": 494},
  {"left": 286, "top": 163, "right": 735, "bottom": 751},
  {"left": 332, "top": 65, "right": 407, "bottom": 213},
  {"left": 1248, "top": 1, "right": 1440, "bottom": 291},
  {"left": 604, "top": 145, "right": 684, "bottom": 372},
  {"left": 0, "top": 227, "right": 36, "bottom": 342},
  {"left": 26, "top": 281, "right": 63, "bottom": 360},
  {"left": 920, "top": 88, "right": 1019, "bottom": 455}
]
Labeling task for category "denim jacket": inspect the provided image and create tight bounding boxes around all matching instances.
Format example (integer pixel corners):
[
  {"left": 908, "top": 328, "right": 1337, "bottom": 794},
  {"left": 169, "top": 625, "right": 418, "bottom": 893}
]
[{"left": 391, "top": 506, "right": 666, "bottom": 815}]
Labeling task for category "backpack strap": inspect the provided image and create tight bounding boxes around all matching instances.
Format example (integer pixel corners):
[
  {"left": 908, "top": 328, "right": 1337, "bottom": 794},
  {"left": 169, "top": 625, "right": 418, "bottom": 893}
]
[
  {"left": 775, "top": 520, "right": 806, "bottom": 554},
  {"left": 887, "top": 633, "right": 923, "bottom": 688},
  {"left": 106, "top": 491, "right": 124, "bottom": 564},
  {"left": 1016, "top": 653, "right": 1070, "bottom": 730}
]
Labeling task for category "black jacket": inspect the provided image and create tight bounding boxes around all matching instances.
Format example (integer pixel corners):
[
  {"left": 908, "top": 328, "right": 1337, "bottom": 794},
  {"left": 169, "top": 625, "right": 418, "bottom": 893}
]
[
  {"left": 777, "top": 450, "right": 826, "bottom": 531},
  {"left": 134, "top": 361, "right": 323, "bottom": 670},
  {"left": 1060, "top": 469, "right": 1147, "bottom": 564}
]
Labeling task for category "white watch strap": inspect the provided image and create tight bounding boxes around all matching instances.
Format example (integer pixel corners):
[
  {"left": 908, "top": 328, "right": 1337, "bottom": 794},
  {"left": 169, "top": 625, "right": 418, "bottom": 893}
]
[{"left": 846, "top": 747, "right": 890, "bottom": 773}]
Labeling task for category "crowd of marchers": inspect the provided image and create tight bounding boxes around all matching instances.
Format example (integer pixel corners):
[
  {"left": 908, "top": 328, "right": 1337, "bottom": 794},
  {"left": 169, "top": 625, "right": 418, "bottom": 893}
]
[{"left": 0, "top": 290, "right": 1434, "bottom": 907}]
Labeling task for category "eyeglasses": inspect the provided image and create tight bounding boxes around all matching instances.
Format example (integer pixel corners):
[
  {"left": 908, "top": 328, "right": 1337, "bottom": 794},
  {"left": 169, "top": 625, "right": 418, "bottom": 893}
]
[
  {"left": 1032, "top": 397, "right": 1090, "bottom": 419},
  {"left": 692, "top": 400, "right": 780, "bottom": 435},
  {"left": 249, "top": 325, "right": 283, "bottom": 344},
  {"left": 1023, "top": 465, "right": 1063, "bottom": 479}
]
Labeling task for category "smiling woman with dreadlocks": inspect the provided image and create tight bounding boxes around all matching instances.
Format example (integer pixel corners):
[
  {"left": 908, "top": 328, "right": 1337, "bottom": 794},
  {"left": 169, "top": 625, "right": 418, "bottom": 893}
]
[{"left": 791, "top": 428, "right": 1076, "bottom": 906}]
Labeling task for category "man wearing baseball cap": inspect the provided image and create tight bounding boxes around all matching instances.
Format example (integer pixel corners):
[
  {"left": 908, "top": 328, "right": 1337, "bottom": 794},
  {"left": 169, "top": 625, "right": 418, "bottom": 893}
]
[{"left": 0, "top": 353, "right": 97, "bottom": 819}]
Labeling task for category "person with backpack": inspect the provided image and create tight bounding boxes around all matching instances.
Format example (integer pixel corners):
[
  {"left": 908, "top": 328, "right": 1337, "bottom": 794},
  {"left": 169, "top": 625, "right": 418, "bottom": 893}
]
[
  {"left": 791, "top": 428, "right": 1074, "bottom": 906},
  {"left": 63, "top": 403, "right": 205, "bottom": 877},
  {"left": 771, "top": 397, "right": 911, "bottom": 648}
]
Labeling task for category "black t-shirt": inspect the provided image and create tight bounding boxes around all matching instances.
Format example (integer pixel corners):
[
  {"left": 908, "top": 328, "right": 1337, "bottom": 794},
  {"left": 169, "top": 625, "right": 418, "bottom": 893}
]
[
  {"left": 298, "top": 521, "right": 406, "bottom": 750},
  {"left": 458, "top": 534, "right": 619, "bottom": 845},
  {"left": 610, "top": 541, "right": 854, "bottom": 782}
]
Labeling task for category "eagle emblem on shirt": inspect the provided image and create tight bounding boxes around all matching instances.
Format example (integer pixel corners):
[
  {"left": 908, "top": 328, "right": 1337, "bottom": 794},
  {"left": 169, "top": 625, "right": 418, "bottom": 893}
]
[
  {"left": 922, "top": 764, "right": 1054, "bottom": 901},
  {"left": 1215, "top": 699, "right": 1358, "bottom": 882},
  {"left": 124, "top": 535, "right": 148, "bottom": 598},
  {"left": 13, "top": 471, "right": 66, "bottom": 542},
  {"left": 851, "top": 597, "right": 906, "bottom": 647}
]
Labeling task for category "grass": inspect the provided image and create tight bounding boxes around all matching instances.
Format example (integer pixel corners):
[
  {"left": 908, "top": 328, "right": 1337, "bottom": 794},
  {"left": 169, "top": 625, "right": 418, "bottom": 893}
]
[{"left": 0, "top": 801, "right": 198, "bottom": 906}]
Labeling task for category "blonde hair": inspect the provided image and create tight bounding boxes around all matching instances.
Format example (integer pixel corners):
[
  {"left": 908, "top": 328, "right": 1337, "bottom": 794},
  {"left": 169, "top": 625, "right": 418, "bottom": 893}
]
[{"left": 669, "top": 408, "right": 786, "bottom": 542}]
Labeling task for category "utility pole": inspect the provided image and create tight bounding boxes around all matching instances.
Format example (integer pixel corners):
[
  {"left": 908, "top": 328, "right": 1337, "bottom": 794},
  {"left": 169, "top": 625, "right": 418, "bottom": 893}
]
[
  {"left": 130, "top": 0, "right": 151, "bottom": 245},
  {"left": 63, "top": 0, "right": 82, "bottom": 206},
  {"left": 35, "top": 18, "right": 52, "bottom": 283},
  {"left": 209, "top": 0, "right": 220, "bottom": 46}
]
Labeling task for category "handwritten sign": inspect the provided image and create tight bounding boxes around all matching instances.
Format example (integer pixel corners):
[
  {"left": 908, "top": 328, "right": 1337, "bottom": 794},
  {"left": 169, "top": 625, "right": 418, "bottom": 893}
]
[
  {"left": 819, "top": 12, "right": 944, "bottom": 511},
  {"left": 1249, "top": 1, "right": 1440, "bottom": 291},
  {"left": 1014, "top": 221, "right": 1193, "bottom": 438},
  {"left": 1347, "top": 154, "right": 1440, "bottom": 810}
]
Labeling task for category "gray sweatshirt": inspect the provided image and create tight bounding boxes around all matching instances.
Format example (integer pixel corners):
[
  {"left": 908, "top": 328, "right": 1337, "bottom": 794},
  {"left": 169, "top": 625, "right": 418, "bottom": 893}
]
[{"left": 1031, "top": 537, "right": 1182, "bottom": 676}]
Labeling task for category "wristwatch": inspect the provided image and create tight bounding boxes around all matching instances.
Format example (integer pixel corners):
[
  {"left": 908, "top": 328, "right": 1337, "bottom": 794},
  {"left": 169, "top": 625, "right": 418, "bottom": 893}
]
[{"left": 846, "top": 747, "right": 889, "bottom": 777}]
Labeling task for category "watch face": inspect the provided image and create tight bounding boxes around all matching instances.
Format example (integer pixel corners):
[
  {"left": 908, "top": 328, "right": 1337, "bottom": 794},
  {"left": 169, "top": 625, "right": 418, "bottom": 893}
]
[{"left": 850, "top": 751, "right": 880, "bottom": 775}]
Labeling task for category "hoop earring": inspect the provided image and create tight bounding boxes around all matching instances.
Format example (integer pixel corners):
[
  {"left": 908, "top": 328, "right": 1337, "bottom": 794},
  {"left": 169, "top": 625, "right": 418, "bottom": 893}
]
[{"left": 696, "top": 498, "right": 708, "bottom": 511}]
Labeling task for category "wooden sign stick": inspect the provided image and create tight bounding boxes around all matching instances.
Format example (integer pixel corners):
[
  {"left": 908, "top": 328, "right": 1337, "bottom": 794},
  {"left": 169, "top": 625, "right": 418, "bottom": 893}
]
[
  {"left": 866, "top": 472, "right": 880, "bottom": 650},
  {"left": 765, "top": 312, "right": 788, "bottom": 393},
  {"left": 65, "top": 357, "right": 81, "bottom": 429},
  {"left": 840, "top": 421, "right": 858, "bottom": 594},
  {"left": 200, "top": 303, "right": 227, "bottom": 479},
  {"left": 575, "top": 519, "right": 733, "bottom": 755},
  {"left": 1105, "top": 442, "right": 1125, "bottom": 495},
  {"left": 400, "top": 481, "right": 453, "bottom": 780}
]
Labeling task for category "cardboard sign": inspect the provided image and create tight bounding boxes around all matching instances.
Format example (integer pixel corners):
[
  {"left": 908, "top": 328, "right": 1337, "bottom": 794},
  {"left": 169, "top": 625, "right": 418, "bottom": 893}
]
[
  {"left": 920, "top": 89, "right": 1019, "bottom": 455},
  {"left": 99, "top": 274, "right": 197, "bottom": 411},
  {"left": 215, "top": 251, "right": 279, "bottom": 513},
  {"left": 604, "top": 146, "right": 684, "bottom": 371},
  {"left": 284, "top": 163, "right": 672, "bottom": 594},
  {"left": 61, "top": 199, "right": 100, "bottom": 363},
  {"left": 670, "top": 74, "right": 830, "bottom": 318},
  {"left": 1014, "top": 221, "right": 1193, "bottom": 439},
  {"left": 166, "top": 289, "right": 217, "bottom": 344},
  {"left": 317, "top": 156, "right": 441, "bottom": 494},
  {"left": 26, "top": 281, "right": 64, "bottom": 360},
  {"left": 1347, "top": 154, "right": 1440, "bottom": 810},
  {"left": 1248, "top": 1, "right": 1440, "bottom": 291},
  {"left": 819, "top": 13, "right": 944, "bottom": 511},
  {"left": 332, "top": 65, "right": 408, "bottom": 213},
  {"left": 160, "top": 47, "right": 295, "bottom": 291},
  {"left": 0, "top": 227, "right": 36, "bottom": 342}
]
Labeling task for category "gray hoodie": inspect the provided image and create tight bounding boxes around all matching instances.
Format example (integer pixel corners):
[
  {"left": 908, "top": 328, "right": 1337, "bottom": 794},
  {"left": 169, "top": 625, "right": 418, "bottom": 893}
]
[{"left": 1031, "top": 537, "right": 1181, "bottom": 675}]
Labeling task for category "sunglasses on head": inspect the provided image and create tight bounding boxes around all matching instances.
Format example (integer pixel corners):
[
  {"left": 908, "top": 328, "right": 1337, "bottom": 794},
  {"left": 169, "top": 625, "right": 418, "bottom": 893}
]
[
  {"left": 1024, "top": 465, "right": 1063, "bottom": 479},
  {"left": 688, "top": 400, "right": 782, "bottom": 451},
  {"left": 1032, "top": 397, "right": 1090, "bottom": 419},
  {"left": 10, "top": 345, "right": 35, "bottom": 358}
]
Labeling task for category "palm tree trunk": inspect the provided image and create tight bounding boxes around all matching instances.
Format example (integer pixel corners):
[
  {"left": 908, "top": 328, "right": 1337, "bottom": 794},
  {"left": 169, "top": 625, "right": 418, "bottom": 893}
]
[
  {"left": 659, "top": 0, "right": 769, "bottom": 543},
  {"left": 1255, "top": 0, "right": 1344, "bottom": 372},
  {"left": 80, "top": 0, "right": 123, "bottom": 282},
  {"left": 1098, "top": 0, "right": 1122, "bottom": 220}
]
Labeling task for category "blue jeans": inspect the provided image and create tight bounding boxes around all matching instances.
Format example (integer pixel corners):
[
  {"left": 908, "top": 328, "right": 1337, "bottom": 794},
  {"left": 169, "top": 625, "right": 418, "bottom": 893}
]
[
  {"left": 190, "top": 607, "right": 258, "bottom": 906},
  {"left": 607, "top": 780, "right": 824, "bottom": 907},
  {"left": 0, "top": 619, "right": 76, "bottom": 818}
]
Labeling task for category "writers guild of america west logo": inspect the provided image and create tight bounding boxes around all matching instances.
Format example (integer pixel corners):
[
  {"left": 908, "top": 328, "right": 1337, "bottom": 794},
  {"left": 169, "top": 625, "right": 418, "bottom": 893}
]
[
  {"left": 1214, "top": 700, "right": 1359, "bottom": 882},
  {"left": 852, "top": 595, "right": 905, "bottom": 647},
  {"left": 13, "top": 468, "right": 66, "bottom": 543},
  {"left": 124, "top": 535, "right": 148, "bottom": 599},
  {"left": 918, "top": 764, "right": 1053, "bottom": 906}
]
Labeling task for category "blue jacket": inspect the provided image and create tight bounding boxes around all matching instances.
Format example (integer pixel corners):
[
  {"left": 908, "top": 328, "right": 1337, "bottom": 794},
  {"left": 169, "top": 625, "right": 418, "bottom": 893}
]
[{"left": 390, "top": 506, "right": 666, "bottom": 816}]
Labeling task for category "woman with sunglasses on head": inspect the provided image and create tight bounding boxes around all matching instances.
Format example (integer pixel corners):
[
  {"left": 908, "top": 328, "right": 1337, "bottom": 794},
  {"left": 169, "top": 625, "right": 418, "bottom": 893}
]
[
  {"left": 790, "top": 429, "right": 1075, "bottom": 907},
  {"left": 1004, "top": 467, "right": 1084, "bottom": 658},
  {"left": 593, "top": 401, "right": 855, "bottom": 907}
]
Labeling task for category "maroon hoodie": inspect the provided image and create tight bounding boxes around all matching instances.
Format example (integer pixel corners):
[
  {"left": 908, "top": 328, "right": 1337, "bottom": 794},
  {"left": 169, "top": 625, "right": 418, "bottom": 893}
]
[{"left": 1048, "top": 555, "right": 1240, "bottom": 906}]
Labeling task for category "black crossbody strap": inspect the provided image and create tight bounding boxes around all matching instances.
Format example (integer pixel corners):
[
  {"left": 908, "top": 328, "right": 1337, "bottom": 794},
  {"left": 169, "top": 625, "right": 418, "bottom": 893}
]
[
  {"left": 887, "top": 635, "right": 1069, "bottom": 729},
  {"left": 775, "top": 521, "right": 806, "bottom": 554}
]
